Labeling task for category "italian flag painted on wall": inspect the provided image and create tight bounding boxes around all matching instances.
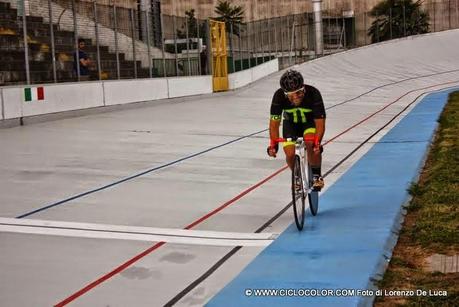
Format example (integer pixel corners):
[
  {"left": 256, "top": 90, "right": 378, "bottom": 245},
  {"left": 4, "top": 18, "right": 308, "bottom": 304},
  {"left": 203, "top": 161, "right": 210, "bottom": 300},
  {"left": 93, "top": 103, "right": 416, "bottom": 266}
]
[{"left": 24, "top": 87, "right": 45, "bottom": 102}]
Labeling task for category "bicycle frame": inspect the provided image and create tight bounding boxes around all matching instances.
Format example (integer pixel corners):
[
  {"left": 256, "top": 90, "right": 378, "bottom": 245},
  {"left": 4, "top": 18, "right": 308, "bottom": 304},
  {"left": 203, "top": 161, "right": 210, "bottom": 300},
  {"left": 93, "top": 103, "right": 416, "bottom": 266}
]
[{"left": 276, "top": 137, "right": 313, "bottom": 195}]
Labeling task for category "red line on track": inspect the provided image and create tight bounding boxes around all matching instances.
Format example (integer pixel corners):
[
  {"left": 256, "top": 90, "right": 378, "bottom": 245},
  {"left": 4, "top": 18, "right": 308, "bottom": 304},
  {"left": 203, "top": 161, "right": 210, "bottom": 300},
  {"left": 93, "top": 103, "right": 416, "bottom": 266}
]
[
  {"left": 54, "top": 242, "right": 166, "bottom": 307},
  {"left": 54, "top": 80, "right": 459, "bottom": 306},
  {"left": 184, "top": 166, "right": 288, "bottom": 230}
]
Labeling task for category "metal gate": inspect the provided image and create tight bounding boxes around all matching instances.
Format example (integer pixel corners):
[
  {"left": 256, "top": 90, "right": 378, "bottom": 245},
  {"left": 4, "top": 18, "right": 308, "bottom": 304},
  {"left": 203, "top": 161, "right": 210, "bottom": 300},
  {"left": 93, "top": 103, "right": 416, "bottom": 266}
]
[{"left": 210, "top": 20, "right": 228, "bottom": 92}]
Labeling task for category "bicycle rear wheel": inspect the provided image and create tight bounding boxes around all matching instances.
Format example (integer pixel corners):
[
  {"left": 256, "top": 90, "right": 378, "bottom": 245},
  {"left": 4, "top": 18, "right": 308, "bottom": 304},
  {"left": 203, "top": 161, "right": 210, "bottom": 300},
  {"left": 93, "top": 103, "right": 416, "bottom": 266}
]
[
  {"left": 307, "top": 164, "right": 319, "bottom": 216},
  {"left": 308, "top": 192, "right": 319, "bottom": 216},
  {"left": 292, "top": 155, "right": 305, "bottom": 230}
]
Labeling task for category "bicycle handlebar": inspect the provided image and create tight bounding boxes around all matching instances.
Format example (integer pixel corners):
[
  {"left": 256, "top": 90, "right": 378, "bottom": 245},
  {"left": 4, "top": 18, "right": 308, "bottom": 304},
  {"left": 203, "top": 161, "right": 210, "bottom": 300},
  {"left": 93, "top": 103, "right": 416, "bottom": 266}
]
[{"left": 272, "top": 135, "right": 319, "bottom": 146}]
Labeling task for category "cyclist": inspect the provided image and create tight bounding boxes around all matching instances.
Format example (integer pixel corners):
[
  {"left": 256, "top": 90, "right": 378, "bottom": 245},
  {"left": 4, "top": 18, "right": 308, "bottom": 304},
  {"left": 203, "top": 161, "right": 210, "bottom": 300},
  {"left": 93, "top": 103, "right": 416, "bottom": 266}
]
[{"left": 267, "top": 69, "right": 326, "bottom": 191}]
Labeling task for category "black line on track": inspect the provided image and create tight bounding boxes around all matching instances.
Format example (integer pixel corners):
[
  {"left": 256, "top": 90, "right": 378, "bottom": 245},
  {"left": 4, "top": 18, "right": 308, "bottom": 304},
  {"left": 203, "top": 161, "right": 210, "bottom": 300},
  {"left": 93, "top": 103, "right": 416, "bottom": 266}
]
[{"left": 16, "top": 129, "right": 266, "bottom": 219}]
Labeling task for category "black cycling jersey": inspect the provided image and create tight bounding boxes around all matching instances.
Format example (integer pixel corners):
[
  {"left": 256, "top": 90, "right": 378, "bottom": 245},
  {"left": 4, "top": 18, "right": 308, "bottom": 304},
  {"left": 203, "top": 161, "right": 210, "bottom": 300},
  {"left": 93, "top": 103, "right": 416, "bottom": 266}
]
[{"left": 270, "top": 84, "right": 326, "bottom": 123}]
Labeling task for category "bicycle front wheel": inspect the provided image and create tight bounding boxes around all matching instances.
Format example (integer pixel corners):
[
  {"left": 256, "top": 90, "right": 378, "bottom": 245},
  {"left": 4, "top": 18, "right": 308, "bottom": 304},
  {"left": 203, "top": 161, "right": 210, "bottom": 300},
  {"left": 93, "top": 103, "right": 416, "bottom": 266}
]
[{"left": 292, "top": 155, "right": 305, "bottom": 230}]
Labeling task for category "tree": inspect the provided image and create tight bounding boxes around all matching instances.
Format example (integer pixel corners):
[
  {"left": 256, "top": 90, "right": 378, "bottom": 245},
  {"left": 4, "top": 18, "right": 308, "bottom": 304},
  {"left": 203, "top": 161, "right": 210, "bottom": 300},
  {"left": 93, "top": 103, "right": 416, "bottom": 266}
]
[
  {"left": 368, "top": 0, "right": 429, "bottom": 43},
  {"left": 214, "top": 0, "right": 245, "bottom": 37},
  {"left": 176, "top": 9, "right": 207, "bottom": 40}
]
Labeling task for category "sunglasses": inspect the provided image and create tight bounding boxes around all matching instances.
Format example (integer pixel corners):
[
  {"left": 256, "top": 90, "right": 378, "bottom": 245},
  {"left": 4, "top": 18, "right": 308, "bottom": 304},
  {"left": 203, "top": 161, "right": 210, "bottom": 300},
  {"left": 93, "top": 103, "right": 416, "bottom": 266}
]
[{"left": 284, "top": 86, "right": 305, "bottom": 97}]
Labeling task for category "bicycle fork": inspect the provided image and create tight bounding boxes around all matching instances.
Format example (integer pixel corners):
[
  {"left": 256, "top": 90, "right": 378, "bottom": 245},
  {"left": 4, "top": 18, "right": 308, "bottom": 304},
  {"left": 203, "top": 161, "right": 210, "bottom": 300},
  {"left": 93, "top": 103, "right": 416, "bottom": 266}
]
[{"left": 297, "top": 143, "right": 310, "bottom": 194}]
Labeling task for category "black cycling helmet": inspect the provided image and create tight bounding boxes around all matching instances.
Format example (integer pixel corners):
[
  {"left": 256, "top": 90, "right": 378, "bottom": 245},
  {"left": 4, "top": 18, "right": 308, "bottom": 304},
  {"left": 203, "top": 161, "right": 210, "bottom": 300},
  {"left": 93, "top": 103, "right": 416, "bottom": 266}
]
[{"left": 280, "top": 69, "right": 304, "bottom": 92}]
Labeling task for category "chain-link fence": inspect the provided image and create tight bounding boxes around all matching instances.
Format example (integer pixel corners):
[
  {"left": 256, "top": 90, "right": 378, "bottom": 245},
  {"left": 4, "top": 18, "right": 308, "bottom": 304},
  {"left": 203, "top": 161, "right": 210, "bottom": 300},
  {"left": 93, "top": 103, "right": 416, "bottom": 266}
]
[
  {"left": 0, "top": 0, "right": 171, "bottom": 85},
  {"left": 159, "top": 14, "right": 209, "bottom": 77},
  {"left": 1, "top": 0, "right": 458, "bottom": 85},
  {"left": 233, "top": 14, "right": 314, "bottom": 72}
]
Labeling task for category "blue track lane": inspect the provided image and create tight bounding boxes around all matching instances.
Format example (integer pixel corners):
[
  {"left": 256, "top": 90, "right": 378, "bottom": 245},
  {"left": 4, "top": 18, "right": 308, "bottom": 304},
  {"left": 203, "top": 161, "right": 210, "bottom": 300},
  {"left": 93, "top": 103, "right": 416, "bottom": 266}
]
[{"left": 206, "top": 88, "right": 458, "bottom": 307}]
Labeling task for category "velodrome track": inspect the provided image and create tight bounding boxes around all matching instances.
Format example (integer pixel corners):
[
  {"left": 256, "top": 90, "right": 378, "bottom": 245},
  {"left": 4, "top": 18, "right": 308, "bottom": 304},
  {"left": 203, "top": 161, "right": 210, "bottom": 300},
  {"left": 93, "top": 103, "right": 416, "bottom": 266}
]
[{"left": 1, "top": 29, "right": 459, "bottom": 306}]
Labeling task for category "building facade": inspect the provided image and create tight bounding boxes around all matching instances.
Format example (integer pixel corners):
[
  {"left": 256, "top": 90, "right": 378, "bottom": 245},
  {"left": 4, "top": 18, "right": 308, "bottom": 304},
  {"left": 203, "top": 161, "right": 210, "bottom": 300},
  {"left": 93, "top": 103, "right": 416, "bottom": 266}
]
[{"left": 161, "top": 0, "right": 383, "bottom": 20}]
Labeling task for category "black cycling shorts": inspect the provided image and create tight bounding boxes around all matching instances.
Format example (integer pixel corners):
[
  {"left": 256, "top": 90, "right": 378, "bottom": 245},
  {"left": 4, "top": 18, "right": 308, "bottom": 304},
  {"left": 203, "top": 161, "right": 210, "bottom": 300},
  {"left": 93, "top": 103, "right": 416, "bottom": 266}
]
[{"left": 282, "top": 120, "right": 316, "bottom": 147}]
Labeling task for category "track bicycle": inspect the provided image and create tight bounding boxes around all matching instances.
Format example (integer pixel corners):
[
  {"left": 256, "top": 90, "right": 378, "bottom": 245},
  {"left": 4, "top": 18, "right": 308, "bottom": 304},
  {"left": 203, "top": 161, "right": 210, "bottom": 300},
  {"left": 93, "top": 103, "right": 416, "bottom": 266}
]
[{"left": 274, "top": 137, "right": 320, "bottom": 230}]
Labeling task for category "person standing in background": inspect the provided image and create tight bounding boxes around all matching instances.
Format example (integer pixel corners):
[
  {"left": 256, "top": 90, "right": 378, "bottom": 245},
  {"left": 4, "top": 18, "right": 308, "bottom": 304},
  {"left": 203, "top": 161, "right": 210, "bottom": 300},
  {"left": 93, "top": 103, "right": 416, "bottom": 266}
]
[{"left": 74, "top": 38, "right": 91, "bottom": 81}]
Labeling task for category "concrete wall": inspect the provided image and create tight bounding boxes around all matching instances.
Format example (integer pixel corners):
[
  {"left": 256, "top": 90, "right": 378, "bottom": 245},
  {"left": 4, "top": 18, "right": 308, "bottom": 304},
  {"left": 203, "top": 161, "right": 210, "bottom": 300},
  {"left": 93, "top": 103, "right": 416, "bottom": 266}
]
[
  {"left": 23, "top": 83, "right": 104, "bottom": 117},
  {"left": 251, "top": 59, "right": 279, "bottom": 83},
  {"left": 0, "top": 58, "right": 278, "bottom": 122},
  {"left": 228, "top": 70, "right": 253, "bottom": 90},
  {"left": 168, "top": 76, "right": 213, "bottom": 98},
  {"left": 228, "top": 59, "right": 279, "bottom": 90},
  {"left": 1, "top": 83, "right": 104, "bottom": 120},
  {"left": 103, "top": 79, "right": 169, "bottom": 106}
]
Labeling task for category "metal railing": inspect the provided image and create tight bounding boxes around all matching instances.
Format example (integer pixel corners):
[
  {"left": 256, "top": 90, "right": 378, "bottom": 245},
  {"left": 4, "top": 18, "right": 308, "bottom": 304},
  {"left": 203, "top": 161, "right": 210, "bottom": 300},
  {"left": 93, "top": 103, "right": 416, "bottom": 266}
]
[{"left": 0, "top": 0, "right": 458, "bottom": 86}]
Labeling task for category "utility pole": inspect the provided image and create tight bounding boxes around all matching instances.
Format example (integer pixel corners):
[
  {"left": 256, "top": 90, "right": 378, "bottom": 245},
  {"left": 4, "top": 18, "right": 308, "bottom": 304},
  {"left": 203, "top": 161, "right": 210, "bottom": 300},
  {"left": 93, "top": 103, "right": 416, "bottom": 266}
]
[{"left": 312, "top": 0, "right": 324, "bottom": 56}]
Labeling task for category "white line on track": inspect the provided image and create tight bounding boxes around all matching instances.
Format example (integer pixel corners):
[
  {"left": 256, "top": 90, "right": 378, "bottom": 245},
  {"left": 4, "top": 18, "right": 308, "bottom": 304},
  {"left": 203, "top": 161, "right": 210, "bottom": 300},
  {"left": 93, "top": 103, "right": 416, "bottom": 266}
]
[{"left": 0, "top": 217, "right": 276, "bottom": 247}]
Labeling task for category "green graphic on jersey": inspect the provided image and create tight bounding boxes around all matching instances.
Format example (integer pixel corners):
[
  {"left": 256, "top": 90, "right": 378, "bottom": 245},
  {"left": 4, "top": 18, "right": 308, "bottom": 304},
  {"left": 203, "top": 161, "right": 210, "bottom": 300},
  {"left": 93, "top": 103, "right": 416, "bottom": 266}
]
[
  {"left": 270, "top": 115, "right": 281, "bottom": 121},
  {"left": 284, "top": 108, "right": 312, "bottom": 123}
]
